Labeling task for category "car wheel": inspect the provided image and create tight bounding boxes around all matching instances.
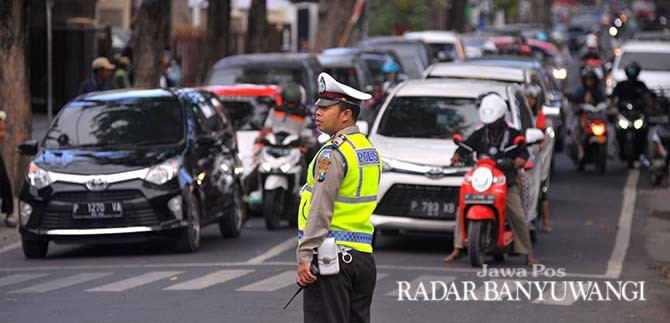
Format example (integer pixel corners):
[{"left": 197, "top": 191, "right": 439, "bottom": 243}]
[
  {"left": 176, "top": 193, "right": 201, "bottom": 252},
  {"left": 22, "top": 239, "right": 48, "bottom": 259},
  {"left": 220, "top": 183, "right": 243, "bottom": 238}
]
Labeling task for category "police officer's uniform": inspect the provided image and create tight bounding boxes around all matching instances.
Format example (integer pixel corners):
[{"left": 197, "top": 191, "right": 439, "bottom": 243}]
[{"left": 297, "top": 73, "right": 380, "bottom": 323}]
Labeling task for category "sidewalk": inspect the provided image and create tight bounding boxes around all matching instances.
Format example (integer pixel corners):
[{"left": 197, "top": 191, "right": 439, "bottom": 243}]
[{"left": 638, "top": 184, "right": 670, "bottom": 280}]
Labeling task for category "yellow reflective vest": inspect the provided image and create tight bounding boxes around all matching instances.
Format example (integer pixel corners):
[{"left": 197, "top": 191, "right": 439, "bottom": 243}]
[{"left": 297, "top": 132, "right": 381, "bottom": 253}]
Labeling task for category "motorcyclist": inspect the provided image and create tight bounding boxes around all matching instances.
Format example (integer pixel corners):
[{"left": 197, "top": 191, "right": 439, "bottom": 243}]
[
  {"left": 444, "top": 93, "right": 540, "bottom": 266},
  {"left": 368, "top": 61, "right": 402, "bottom": 123},
  {"left": 573, "top": 69, "right": 607, "bottom": 107},
  {"left": 581, "top": 35, "right": 602, "bottom": 62},
  {"left": 243, "top": 83, "right": 315, "bottom": 220},
  {"left": 611, "top": 62, "right": 653, "bottom": 111}
]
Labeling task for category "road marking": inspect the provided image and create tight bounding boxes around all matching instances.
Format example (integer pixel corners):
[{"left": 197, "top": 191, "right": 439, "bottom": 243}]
[
  {"left": 0, "top": 261, "right": 609, "bottom": 279},
  {"left": 385, "top": 275, "right": 455, "bottom": 297},
  {"left": 0, "top": 242, "right": 20, "bottom": 255},
  {"left": 376, "top": 273, "right": 389, "bottom": 281},
  {"left": 244, "top": 237, "right": 296, "bottom": 264},
  {"left": 532, "top": 282, "right": 577, "bottom": 306},
  {"left": 0, "top": 273, "right": 49, "bottom": 287},
  {"left": 10, "top": 273, "right": 111, "bottom": 293},
  {"left": 86, "top": 271, "right": 182, "bottom": 292},
  {"left": 164, "top": 269, "right": 253, "bottom": 291},
  {"left": 237, "top": 270, "right": 296, "bottom": 292},
  {"left": 605, "top": 169, "right": 639, "bottom": 279}
]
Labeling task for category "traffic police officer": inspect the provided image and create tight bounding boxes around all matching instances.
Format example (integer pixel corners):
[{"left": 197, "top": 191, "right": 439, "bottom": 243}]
[{"left": 296, "top": 73, "right": 380, "bottom": 323}]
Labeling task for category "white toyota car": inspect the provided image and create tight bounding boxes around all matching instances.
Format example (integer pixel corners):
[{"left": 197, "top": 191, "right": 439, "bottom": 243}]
[{"left": 367, "top": 79, "right": 553, "bottom": 241}]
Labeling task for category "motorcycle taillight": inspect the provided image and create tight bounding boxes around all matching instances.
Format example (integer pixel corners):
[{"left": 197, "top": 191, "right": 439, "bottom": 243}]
[{"left": 590, "top": 121, "right": 607, "bottom": 136}]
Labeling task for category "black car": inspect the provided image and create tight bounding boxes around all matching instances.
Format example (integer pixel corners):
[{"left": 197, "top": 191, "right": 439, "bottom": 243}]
[
  {"left": 356, "top": 36, "right": 434, "bottom": 79},
  {"left": 205, "top": 53, "right": 324, "bottom": 105},
  {"left": 17, "top": 89, "right": 244, "bottom": 258}
]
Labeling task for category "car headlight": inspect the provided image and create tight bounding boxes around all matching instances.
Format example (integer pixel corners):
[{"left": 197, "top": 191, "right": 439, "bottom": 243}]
[
  {"left": 633, "top": 118, "right": 644, "bottom": 129},
  {"left": 472, "top": 167, "right": 493, "bottom": 192},
  {"left": 145, "top": 158, "right": 179, "bottom": 185},
  {"left": 552, "top": 68, "right": 567, "bottom": 80},
  {"left": 382, "top": 158, "right": 394, "bottom": 172},
  {"left": 617, "top": 116, "right": 630, "bottom": 129},
  {"left": 27, "top": 163, "right": 52, "bottom": 189},
  {"left": 260, "top": 162, "right": 272, "bottom": 173}
]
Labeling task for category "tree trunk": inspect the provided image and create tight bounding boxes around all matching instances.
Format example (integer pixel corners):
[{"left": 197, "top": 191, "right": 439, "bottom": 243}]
[
  {"left": 446, "top": 0, "right": 466, "bottom": 32},
  {"left": 133, "top": 0, "right": 171, "bottom": 88},
  {"left": 0, "top": 0, "right": 31, "bottom": 193},
  {"left": 314, "top": 0, "right": 356, "bottom": 52},
  {"left": 245, "top": 0, "right": 267, "bottom": 53},
  {"left": 207, "top": 0, "right": 231, "bottom": 73}
]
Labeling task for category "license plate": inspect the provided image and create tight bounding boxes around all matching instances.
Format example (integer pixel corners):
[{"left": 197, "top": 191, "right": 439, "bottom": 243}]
[
  {"left": 463, "top": 194, "right": 496, "bottom": 204},
  {"left": 73, "top": 202, "right": 123, "bottom": 219},
  {"left": 408, "top": 200, "right": 456, "bottom": 218}
]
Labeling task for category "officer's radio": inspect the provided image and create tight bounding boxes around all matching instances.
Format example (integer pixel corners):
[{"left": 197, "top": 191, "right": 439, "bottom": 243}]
[{"left": 317, "top": 237, "right": 340, "bottom": 276}]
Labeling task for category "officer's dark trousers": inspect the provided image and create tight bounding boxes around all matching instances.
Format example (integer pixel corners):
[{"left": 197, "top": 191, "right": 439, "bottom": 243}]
[{"left": 303, "top": 250, "right": 376, "bottom": 323}]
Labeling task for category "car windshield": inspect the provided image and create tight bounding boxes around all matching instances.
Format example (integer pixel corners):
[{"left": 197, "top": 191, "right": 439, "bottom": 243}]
[
  {"left": 362, "top": 55, "right": 401, "bottom": 85},
  {"left": 429, "top": 43, "right": 457, "bottom": 61},
  {"left": 43, "top": 98, "right": 183, "bottom": 149},
  {"left": 323, "top": 67, "right": 360, "bottom": 89},
  {"left": 619, "top": 52, "right": 670, "bottom": 71},
  {"left": 372, "top": 44, "right": 424, "bottom": 78},
  {"left": 208, "top": 66, "right": 305, "bottom": 86},
  {"left": 217, "top": 96, "right": 274, "bottom": 131},
  {"left": 377, "top": 96, "right": 481, "bottom": 139}
]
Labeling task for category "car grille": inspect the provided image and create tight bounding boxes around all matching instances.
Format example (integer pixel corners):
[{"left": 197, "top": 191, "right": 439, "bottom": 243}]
[
  {"left": 375, "top": 184, "right": 460, "bottom": 220},
  {"left": 41, "top": 190, "right": 161, "bottom": 230}
]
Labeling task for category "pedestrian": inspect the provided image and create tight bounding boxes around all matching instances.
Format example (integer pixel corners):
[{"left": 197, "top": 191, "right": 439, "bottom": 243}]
[
  {"left": 296, "top": 72, "right": 379, "bottom": 323},
  {"left": 78, "top": 57, "right": 115, "bottom": 95},
  {"left": 113, "top": 56, "right": 131, "bottom": 89},
  {"left": 0, "top": 110, "right": 16, "bottom": 227}
]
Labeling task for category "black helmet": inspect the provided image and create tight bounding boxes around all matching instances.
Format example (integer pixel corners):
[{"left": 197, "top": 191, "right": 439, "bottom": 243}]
[
  {"left": 624, "top": 62, "right": 641, "bottom": 79},
  {"left": 280, "top": 82, "right": 305, "bottom": 106}
]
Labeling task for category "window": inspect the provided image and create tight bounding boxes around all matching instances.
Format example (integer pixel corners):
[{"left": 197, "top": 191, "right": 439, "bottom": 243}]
[
  {"left": 514, "top": 90, "right": 534, "bottom": 131},
  {"left": 43, "top": 98, "right": 183, "bottom": 149}
]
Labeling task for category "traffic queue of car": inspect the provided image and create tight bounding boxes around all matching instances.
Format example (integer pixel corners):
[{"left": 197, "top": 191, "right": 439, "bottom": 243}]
[{"left": 13, "top": 22, "right": 669, "bottom": 261}]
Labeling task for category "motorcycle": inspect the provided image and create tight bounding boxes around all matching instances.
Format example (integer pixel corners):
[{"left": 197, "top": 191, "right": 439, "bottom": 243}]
[
  {"left": 615, "top": 100, "right": 648, "bottom": 168},
  {"left": 257, "top": 131, "right": 304, "bottom": 230},
  {"left": 452, "top": 134, "right": 523, "bottom": 267},
  {"left": 568, "top": 102, "right": 609, "bottom": 173}
]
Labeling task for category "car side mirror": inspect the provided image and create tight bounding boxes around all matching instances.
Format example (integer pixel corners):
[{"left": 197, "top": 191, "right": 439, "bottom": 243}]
[
  {"left": 356, "top": 121, "right": 369, "bottom": 135},
  {"left": 525, "top": 128, "right": 545, "bottom": 145},
  {"left": 17, "top": 140, "right": 38, "bottom": 156}
]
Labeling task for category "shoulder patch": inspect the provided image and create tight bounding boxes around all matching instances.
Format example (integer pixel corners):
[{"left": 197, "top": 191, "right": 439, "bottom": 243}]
[
  {"left": 331, "top": 135, "right": 346, "bottom": 147},
  {"left": 356, "top": 148, "right": 380, "bottom": 166},
  {"left": 316, "top": 150, "right": 332, "bottom": 181}
]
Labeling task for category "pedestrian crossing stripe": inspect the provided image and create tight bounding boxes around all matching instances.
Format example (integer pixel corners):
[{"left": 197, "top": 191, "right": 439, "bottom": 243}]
[{"left": 0, "top": 270, "right": 578, "bottom": 305}]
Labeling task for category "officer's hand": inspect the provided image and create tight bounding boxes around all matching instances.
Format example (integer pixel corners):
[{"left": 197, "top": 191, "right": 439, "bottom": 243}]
[
  {"left": 297, "top": 262, "right": 316, "bottom": 287},
  {"left": 515, "top": 158, "right": 526, "bottom": 169},
  {"left": 451, "top": 153, "right": 462, "bottom": 165}
]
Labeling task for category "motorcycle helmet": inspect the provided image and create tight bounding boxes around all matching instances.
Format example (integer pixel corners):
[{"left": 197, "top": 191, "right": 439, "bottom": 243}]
[
  {"left": 624, "top": 61, "right": 641, "bottom": 79},
  {"left": 281, "top": 82, "right": 306, "bottom": 106},
  {"left": 381, "top": 61, "right": 400, "bottom": 74},
  {"left": 478, "top": 93, "right": 508, "bottom": 124}
]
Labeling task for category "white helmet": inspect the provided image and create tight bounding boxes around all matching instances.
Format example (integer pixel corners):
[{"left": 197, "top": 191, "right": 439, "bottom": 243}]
[
  {"left": 478, "top": 93, "right": 507, "bottom": 124},
  {"left": 585, "top": 34, "right": 598, "bottom": 48}
]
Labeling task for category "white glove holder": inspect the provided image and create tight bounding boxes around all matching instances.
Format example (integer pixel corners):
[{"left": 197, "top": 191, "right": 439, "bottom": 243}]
[{"left": 317, "top": 237, "right": 340, "bottom": 276}]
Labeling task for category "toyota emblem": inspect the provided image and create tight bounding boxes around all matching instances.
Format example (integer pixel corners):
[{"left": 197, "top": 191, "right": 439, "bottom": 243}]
[
  {"left": 86, "top": 177, "right": 108, "bottom": 191},
  {"left": 426, "top": 167, "right": 443, "bottom": 178}
]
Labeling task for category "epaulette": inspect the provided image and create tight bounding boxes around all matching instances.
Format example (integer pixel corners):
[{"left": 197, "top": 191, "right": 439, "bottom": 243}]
[{"left": 330, "top": 134, "right": 347, "bottom": 147}]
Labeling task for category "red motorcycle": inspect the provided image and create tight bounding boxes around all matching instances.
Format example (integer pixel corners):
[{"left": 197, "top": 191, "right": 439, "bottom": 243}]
[{"left": 452, "top": 134, "right": 524, "bottom": 267}]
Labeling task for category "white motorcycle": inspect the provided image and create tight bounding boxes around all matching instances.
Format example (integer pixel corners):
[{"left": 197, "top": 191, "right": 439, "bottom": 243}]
[{"left": 257, "top": 131, "right": 304, "bottom": 230}]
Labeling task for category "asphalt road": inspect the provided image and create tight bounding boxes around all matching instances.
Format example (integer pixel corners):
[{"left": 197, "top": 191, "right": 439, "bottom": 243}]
[{"left": 0, "top": 154, "right": 668, "bottom": 323}]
